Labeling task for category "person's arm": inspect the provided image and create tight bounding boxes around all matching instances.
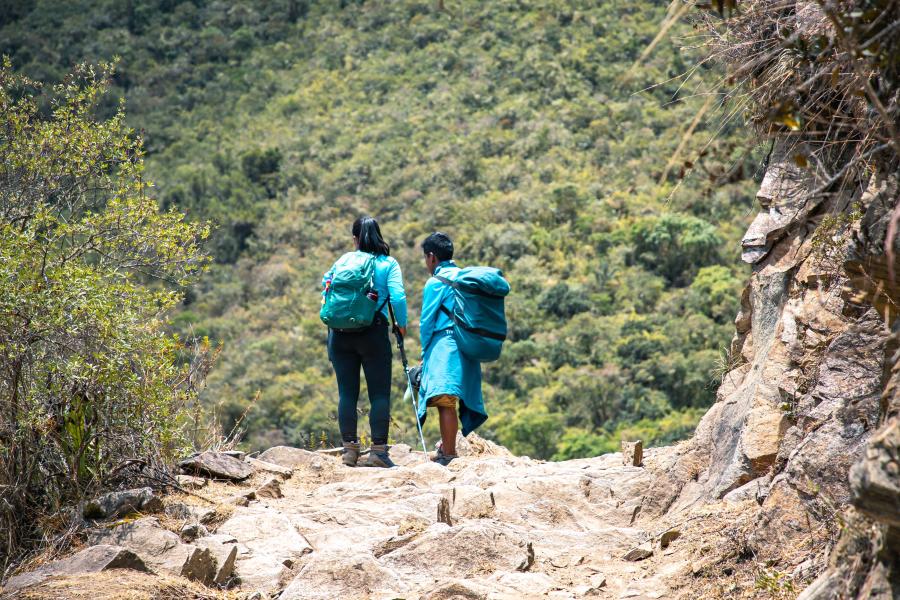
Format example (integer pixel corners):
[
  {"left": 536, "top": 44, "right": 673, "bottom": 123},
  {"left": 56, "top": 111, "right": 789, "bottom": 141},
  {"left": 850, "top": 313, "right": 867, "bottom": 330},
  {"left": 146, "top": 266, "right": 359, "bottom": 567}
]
[
  {"left": 387, "top": 259, "right": 407, "bottom": 329},
  {"left": 419, "top": 278, "right": 443, "bottom": 357}
]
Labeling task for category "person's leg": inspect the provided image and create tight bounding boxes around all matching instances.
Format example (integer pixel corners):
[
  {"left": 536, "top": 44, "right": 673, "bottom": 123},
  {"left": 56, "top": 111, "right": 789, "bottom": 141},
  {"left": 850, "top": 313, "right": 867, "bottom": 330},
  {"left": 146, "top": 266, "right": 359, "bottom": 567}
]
[
  {"left": 426, "top": 395, "right": 460, "bottom": 461},
  {"left": 359, "top": 323, "right": 392, "bottom": 445},
  {"left": 437, "top": 405, "right": 459, "bottom": 455},
  {"left": 329, "top": 330, "right": 362, "bottom": 444}
]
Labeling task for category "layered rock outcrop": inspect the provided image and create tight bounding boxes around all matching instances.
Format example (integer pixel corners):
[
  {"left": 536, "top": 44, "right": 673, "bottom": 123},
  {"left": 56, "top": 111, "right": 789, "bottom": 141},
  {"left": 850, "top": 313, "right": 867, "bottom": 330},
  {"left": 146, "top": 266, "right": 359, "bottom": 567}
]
[{"left": 647, "top": 131, "right": 899, "bottom": 596}]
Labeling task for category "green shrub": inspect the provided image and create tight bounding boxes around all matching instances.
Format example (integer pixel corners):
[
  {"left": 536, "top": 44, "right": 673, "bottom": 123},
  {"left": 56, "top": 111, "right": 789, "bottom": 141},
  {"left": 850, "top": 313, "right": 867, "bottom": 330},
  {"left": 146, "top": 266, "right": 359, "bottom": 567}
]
[
  {"left": 629, "top": 214, "right": 723, "bottom": 286},
  {"left": 0, "top": 62, "right": 208, "bottom": 571}
]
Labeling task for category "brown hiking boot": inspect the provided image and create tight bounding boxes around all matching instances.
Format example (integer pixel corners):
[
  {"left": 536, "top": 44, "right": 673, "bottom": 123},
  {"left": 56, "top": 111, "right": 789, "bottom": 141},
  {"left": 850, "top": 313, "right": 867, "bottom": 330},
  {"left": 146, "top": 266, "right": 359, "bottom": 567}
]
[
  {"left": 365, "top": 444, "right": 396, "bottom": 468},
  {"left": 342, "top": 441, "right": 360, "bottom": 467}
]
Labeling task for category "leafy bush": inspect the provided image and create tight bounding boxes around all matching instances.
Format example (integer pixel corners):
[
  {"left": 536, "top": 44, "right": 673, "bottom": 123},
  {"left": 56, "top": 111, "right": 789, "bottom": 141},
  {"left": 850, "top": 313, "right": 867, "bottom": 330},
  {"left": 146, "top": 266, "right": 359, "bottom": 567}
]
[{"left": 0, "top": 62, "right": 207, "bottom": 571}]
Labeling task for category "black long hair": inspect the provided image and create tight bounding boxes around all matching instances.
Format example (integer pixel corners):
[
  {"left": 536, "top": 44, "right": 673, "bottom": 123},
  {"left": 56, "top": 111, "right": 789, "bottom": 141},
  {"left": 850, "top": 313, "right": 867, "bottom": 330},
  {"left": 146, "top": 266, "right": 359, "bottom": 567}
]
[{"left": 352, "top": 216, "right": 390, "bottom": 256}]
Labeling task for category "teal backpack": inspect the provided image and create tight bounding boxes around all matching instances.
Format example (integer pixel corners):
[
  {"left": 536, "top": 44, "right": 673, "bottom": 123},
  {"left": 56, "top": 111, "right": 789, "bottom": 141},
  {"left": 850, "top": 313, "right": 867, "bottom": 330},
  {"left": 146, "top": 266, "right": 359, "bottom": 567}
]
[
  {"left": 435, "top": 266, "right": 510, "bottom": 362},
  {"left": 320, "top": 251, "right": 383, "bottom": 330}
]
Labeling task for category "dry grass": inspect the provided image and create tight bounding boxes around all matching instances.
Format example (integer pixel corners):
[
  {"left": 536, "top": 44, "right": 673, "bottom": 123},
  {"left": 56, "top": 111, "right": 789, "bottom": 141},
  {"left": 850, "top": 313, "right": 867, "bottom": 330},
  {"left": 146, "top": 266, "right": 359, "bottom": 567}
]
[
  {"left": 694, "top": 0, "right": 899, "bottom": 178},
  {"left": 666, "top": 501, "right": 811, "bottom": 600},
  {"left": 461, "top": 431, "right": 513, "bottom": 457},
  {"left": 2, "top": 570, "right": 241, "bottom": 600}
]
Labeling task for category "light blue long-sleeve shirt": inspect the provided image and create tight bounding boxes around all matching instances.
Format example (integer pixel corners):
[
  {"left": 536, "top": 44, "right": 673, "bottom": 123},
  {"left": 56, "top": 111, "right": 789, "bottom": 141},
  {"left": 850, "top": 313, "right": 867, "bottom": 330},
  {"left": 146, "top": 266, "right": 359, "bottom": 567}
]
[
  {"left": 322, "top": 251, "right": 407, "bottom": 327},
  {"left": 419, "top": 263, "right": 455, "bottom": 356}
]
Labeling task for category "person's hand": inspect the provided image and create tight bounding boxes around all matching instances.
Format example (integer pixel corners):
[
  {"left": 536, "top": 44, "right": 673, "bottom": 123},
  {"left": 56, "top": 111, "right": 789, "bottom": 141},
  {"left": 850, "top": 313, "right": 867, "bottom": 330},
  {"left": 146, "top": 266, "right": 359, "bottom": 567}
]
[{"left": 397, "top": 326, "right": 407, "bottom": 338}]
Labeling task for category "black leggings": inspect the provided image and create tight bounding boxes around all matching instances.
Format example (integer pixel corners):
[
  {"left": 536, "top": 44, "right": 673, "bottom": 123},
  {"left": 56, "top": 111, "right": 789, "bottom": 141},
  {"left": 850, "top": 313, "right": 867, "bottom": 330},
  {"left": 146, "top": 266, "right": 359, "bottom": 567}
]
[{"left": 327, "top": 317, "right": 392, "bottom": 445}]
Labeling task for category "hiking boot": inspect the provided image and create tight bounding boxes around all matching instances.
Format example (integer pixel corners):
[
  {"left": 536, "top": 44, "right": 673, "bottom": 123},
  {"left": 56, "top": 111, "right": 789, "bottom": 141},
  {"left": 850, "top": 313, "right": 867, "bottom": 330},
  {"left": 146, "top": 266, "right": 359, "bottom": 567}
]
[
  {"left": 342, "top": 441, "right": 360, "bottom": 467},
  {"left": 365, "top": 444, "right": 396, "bottom": 468},
  {"left": 433, "top": 452, "right": 458, "bottom": 467},
  {"left": 431, "top": 445, "right": 455, "bottom": 463}
]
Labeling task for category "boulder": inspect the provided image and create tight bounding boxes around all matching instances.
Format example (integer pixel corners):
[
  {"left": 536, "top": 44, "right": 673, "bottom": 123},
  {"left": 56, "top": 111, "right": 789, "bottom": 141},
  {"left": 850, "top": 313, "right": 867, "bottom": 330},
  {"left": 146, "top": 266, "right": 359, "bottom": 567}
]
[
  {"left": 246, "top": 456, "right": 293, "bottom": 479},
  {"left": 217, "top": 508, "right": 313, "bottom": 592},
  {"left": 194, "top": 534, "right": 239, "bottom": 586},
  {"left": 3, "top": 545, "right": 148, "bottom": 593},
  {"left": 741, "top": 402, "right": 788, "bottom": 472},
  {"left": 83, "top": 487, "right": 162, "bottom": 519},
  {"left": 255, "top": 477, "right": 284, "bottom": 500},
  {"left": 180, "top": 522, "right": 209, "bottom": 542},
  {"left": 175, "top": 475, "right": 207, "bottom": 489},
  {"left": 381, "top": 523, "right": 534, "bottom": 579},
  {"left": 623, "top": 543, "right": 653, "bottom": 561},
  {"left": 88, "top": 517, "right": 216, "bottom": 584},
  {"left": 179, "top": 451, "right": 252, "bottom": 481},
  {"left": 258, "top": 446, "right": 325, "bottom": 469}
]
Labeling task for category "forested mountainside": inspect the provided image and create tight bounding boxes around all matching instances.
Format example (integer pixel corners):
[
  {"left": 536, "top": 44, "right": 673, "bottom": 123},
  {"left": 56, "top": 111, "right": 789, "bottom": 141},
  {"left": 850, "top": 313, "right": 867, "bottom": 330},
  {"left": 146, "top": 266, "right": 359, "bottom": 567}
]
[{"left": 2, "top": 0, "right": 762, "bottom": 458}]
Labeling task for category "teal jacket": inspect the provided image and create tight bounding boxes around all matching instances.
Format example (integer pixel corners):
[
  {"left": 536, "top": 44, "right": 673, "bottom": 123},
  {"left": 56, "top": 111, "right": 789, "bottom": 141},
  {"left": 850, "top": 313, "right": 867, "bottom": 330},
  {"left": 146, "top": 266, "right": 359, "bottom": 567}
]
[
  {"left": 418, "top": 260, "right": 487, "bottom": 435},
  {"left": 322, "top": 251, "right": 407, "bottom": 327}
]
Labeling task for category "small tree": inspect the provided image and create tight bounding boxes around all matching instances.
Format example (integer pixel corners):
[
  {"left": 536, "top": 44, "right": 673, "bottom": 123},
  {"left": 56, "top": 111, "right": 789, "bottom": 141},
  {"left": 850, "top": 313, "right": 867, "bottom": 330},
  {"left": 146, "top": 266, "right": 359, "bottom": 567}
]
[
  {"left": 629, "top": 213, "right": 721, "bottom": 286},
  {"left": 0, "top": 60, "right": 208, "bottom": 572}
]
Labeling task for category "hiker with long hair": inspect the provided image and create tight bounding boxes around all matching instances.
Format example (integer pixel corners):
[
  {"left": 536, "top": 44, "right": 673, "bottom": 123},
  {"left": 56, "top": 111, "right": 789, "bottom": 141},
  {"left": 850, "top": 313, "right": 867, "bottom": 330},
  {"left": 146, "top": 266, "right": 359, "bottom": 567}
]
[{"left": 321, "top": 216, "right": 407, "bottom": 468}]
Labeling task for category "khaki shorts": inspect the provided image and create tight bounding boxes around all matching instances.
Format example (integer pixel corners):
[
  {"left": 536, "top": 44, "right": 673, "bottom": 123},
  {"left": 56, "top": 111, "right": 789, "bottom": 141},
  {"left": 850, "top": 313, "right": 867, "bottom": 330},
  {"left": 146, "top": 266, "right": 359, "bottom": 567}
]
[{"left": 426, "top": 394, "right": 458, "bottom": 409}]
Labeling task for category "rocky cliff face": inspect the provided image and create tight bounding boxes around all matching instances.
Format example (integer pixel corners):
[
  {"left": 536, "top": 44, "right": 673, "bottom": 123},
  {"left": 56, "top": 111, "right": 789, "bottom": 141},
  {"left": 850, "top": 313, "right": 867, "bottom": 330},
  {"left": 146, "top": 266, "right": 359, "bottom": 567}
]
[
  {"left": 647, "top": 136, "right": 899, "bottom": 595},
  {"left": 801, "top": 349, "right": 900, "bottom": 599},
  {"left": 644, "top": 0, "right": 900, "bottom": 592}
]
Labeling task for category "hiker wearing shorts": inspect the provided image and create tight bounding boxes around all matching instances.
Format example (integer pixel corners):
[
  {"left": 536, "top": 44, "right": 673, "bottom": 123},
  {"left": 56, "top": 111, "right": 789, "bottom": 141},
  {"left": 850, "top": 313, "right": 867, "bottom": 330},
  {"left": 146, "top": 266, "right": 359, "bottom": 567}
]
[
  {"left": 418, "top": 232, "right": 488, "bottom": 466},
  {"left": 322, "top": 217, "right": 407, "bottom": 468}
]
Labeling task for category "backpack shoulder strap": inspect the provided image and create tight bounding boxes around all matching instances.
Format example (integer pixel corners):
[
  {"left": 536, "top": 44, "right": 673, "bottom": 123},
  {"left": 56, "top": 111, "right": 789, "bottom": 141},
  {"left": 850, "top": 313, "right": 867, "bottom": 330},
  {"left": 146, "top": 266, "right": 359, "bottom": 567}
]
[
  {"left": 433, "top": 274, "right": 457, "bottom": 288},
  {"left": 433, "top": 276, "right": 455, "bottom": 319},
  {"left": 434, "top": 272, "right": 502, "bottom": 299}
]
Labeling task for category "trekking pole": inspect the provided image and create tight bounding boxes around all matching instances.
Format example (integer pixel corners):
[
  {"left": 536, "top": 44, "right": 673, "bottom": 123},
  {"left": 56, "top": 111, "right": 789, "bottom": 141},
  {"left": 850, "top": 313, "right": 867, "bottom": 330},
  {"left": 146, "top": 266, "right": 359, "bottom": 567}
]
[{"left": 387, "top": 302, "right": 429, "bottom": 457}]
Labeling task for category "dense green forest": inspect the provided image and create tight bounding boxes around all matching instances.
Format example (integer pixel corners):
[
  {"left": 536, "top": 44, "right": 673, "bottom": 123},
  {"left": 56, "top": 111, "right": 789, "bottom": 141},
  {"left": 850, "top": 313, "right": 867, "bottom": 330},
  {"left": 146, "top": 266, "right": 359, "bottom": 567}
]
[{"left": 2, "top": 0, "right": 761, "bottom": 459}]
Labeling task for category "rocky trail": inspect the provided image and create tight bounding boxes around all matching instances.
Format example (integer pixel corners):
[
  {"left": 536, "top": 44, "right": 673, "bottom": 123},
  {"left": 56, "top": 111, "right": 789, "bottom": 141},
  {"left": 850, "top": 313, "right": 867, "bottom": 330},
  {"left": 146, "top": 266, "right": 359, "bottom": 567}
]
[{"left": 0, "top": 436, "right": 731, "bottom": 600}]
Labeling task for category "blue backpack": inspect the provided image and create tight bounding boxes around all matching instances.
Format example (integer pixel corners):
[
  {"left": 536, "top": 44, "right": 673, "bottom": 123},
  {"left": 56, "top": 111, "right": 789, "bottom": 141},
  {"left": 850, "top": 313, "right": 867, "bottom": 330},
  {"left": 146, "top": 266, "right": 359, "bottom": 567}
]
[{"left": 435, "top": 267, "right": 510, "bottom": 362}]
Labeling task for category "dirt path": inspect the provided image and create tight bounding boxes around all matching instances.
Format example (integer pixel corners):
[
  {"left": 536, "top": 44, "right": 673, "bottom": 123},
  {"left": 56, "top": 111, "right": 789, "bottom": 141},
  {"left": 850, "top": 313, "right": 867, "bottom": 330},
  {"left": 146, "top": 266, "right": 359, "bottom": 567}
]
[
  {"left": 4, "top": 441, "right": 756, "bottom": 600},
  {"left": 216, "top": 441, "right": 686, "bottom": 599}
]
